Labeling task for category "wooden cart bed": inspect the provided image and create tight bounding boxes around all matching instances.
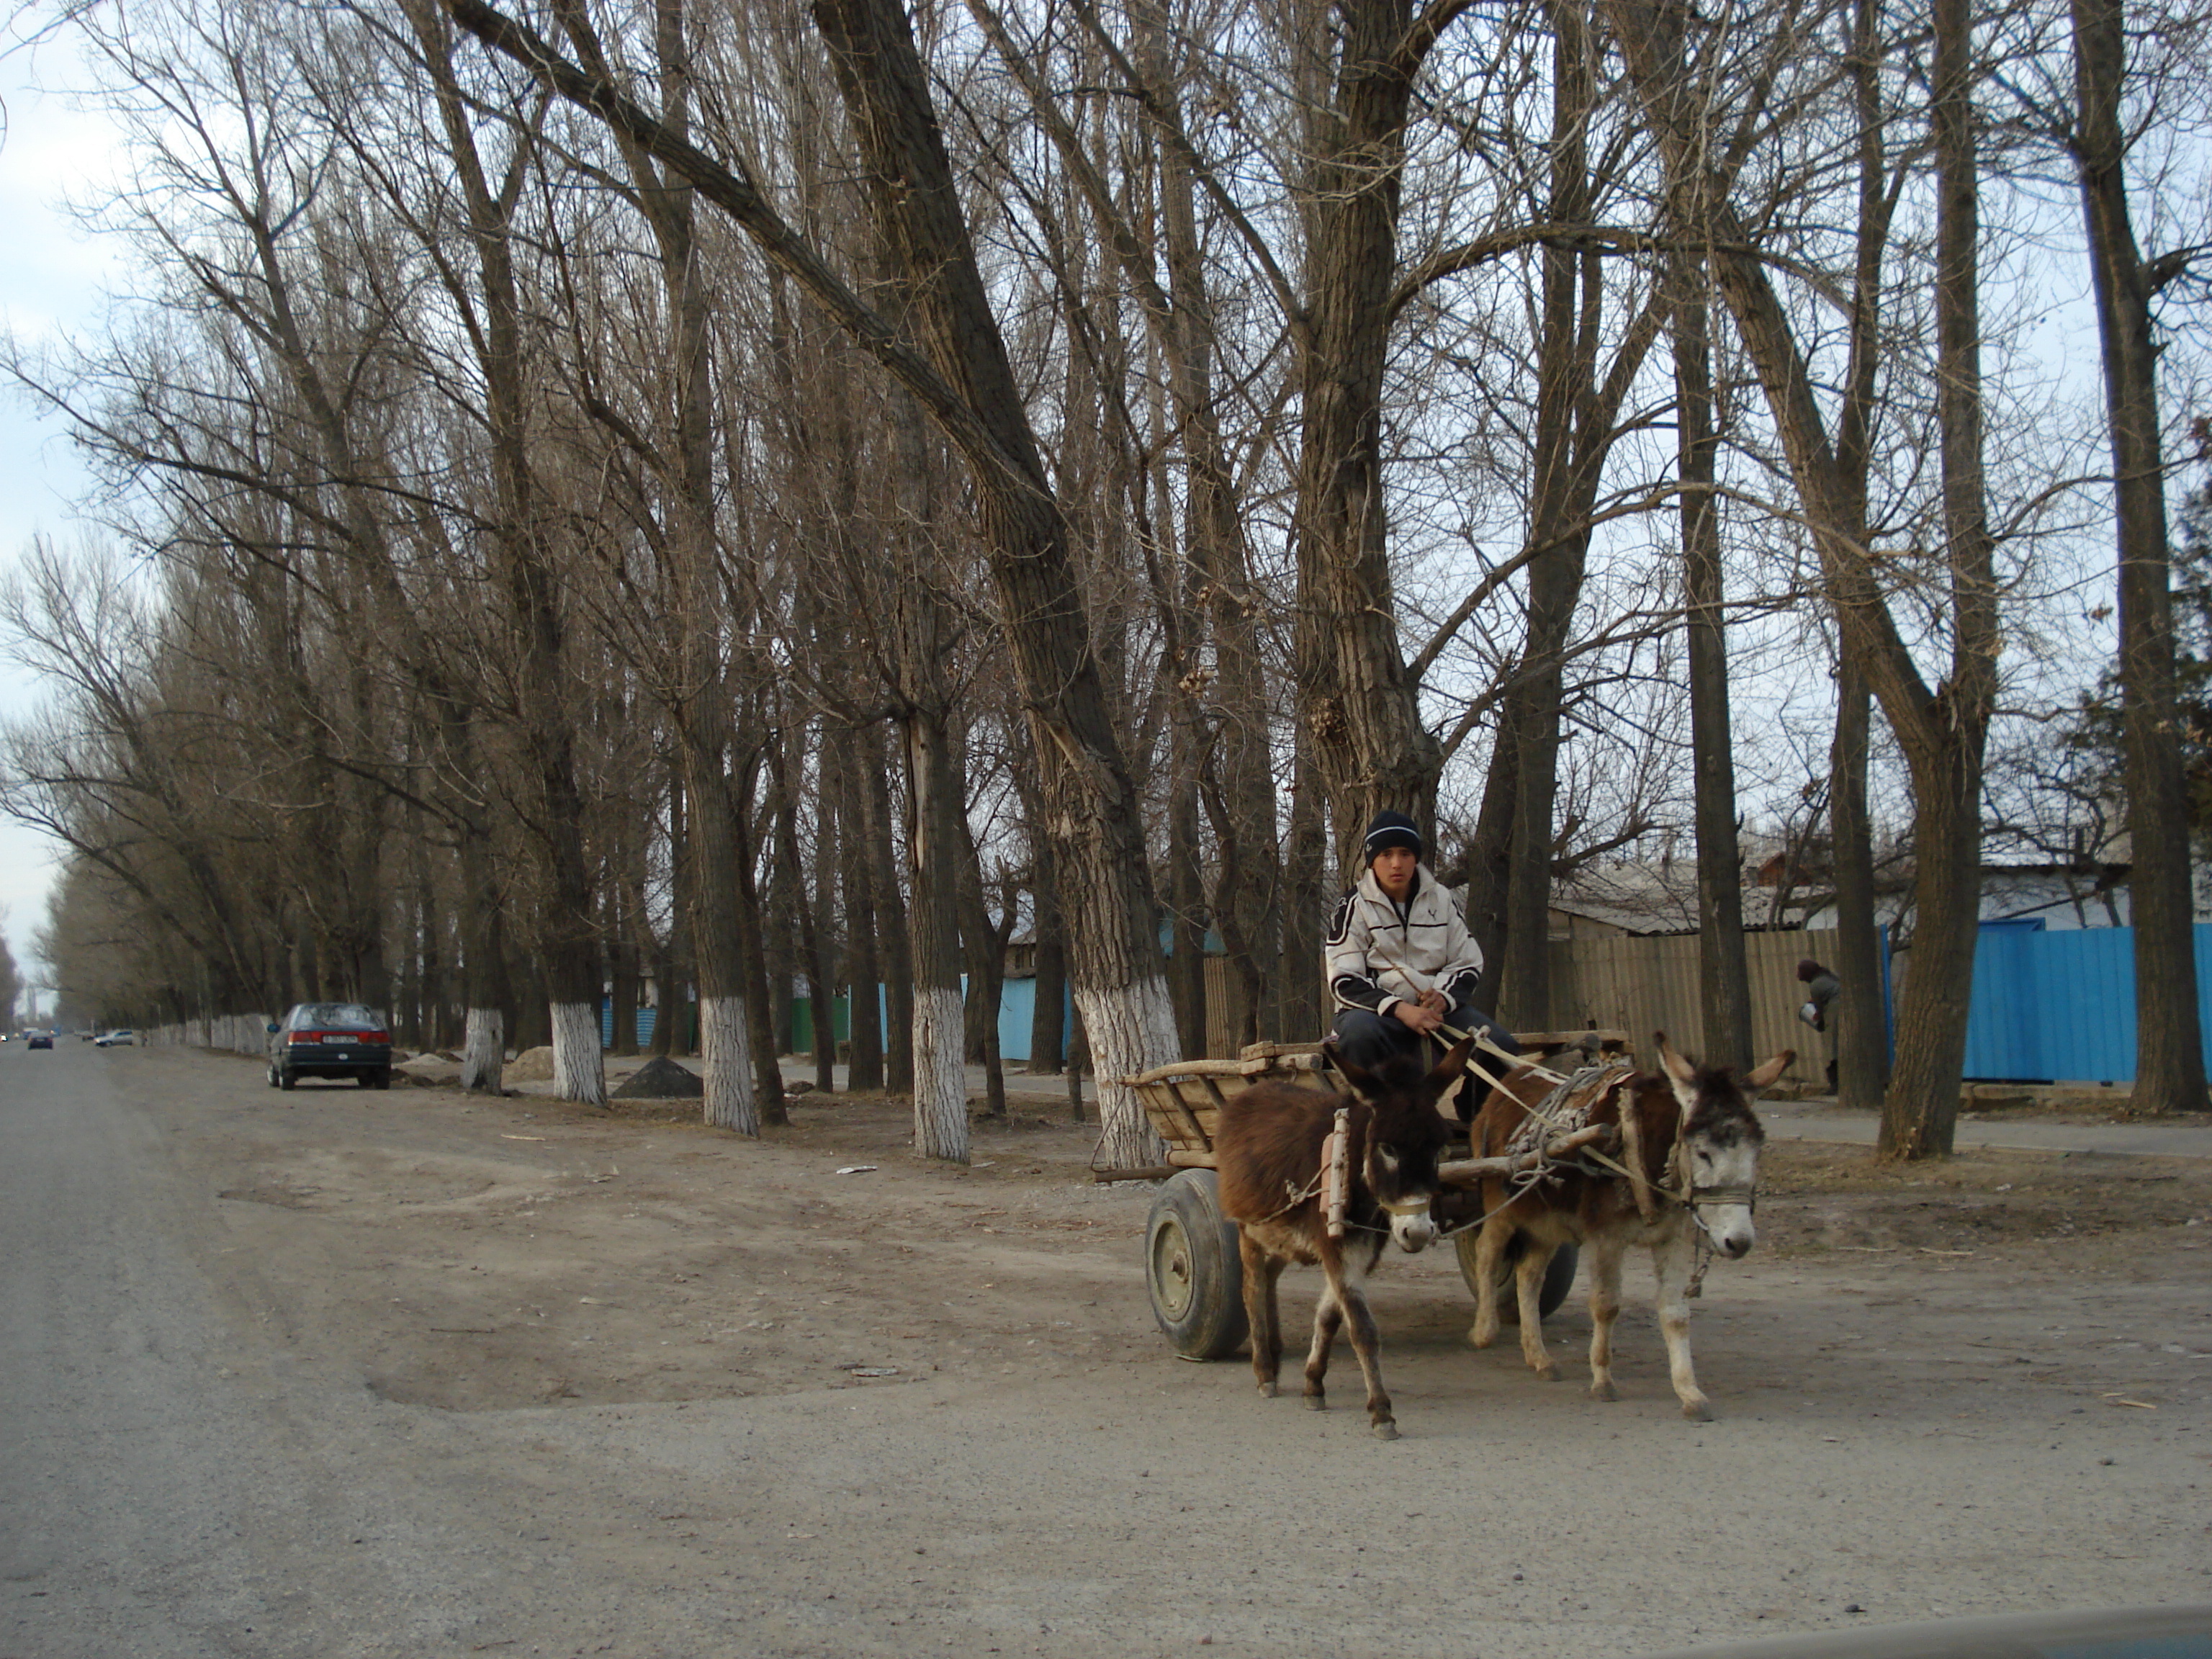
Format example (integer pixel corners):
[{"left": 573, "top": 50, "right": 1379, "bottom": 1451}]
[{"left": 1117, "top": 1030, "right": 1632, "bottom": 1177}]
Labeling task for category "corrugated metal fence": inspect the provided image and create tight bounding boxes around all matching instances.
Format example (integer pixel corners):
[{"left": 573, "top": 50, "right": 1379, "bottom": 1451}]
[
  {"left": 1540, "top": 929, "right": 1847, "bottom": 1086},
  {"left": 1193, "top": 931, "right": 1850, "bottom": 1085},
  {"left": 1960, "top": 924, "right": 2205, "bottom": 1084}
]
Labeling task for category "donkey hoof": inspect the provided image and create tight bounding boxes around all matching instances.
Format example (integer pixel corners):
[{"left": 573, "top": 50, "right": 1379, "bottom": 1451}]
[
  {"left": 1681, "top": 1399, "right": 1714, "bottom": 1423},
  {"left": 1591, "top": 1380, "right": 1620, "bottom": 1403},
  {"left": 1303, "top": 1393, "right": 1327, "bottom": 1412},
  {"left": 1257, "top": 1380, "right": 1277, "bottom": 1399},
  {"left": 1372, "top": 1421, "right": 1400, "bottom": 1442},
  {"left": 1468, "top": 1323, "right": 1498, "bottom": 1350},
  {"left": 1535, "top": 1364, "right": 1561, "bottom": 1382}
]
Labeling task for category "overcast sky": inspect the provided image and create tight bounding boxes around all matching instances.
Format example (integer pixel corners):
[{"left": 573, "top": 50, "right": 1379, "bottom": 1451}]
[{"left": 0, "top": 38, "right": 127, "bottom": 990}]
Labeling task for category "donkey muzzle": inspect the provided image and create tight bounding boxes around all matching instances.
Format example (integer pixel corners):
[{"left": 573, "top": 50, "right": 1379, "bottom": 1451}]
[{"left": 1382, "top": 1197, "right": 1437, "bottom": 1253}]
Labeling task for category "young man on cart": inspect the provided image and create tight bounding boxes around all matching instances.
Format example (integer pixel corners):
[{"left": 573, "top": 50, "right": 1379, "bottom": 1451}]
[{"left": 1323, "top": 810, "right": 1519, "bottom": 1117}]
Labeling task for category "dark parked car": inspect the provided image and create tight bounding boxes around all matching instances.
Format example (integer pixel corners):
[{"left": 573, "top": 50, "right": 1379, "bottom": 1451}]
[
  {"left": 268, "top": 1004, "right": 392, "bottom": 1090},
  {"left": 27, "top": 1030, "right": 51, "bottom": 1049}
]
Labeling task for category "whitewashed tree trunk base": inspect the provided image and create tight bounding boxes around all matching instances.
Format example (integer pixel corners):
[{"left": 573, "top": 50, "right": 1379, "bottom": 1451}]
[
  {"left": 1076, "top": 978, "right": 1176, "bottom": 1169},
  {"left": 912, "top": 986, "right": 968, "bottom": 1163},
  {"left": 461, "top": 1007, "right": 505, "bottom": 1093},
  {"left": 549, "top": 1001, "right": 607, "bottom": 1107},
  {"left": 701, "top": 994, "right": 757, "bottom": 1135}
]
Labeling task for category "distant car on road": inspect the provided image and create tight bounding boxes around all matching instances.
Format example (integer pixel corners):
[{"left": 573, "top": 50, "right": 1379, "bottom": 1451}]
[
  {"left": 94, "top": 1029, "right": 135, "bottom": 1047},
  {"left": 27, "top": 1030, "right": 52, "bottom": 1049},
  {"left": 267, "top": 1004, "right": 392, "bottom": 1090}
]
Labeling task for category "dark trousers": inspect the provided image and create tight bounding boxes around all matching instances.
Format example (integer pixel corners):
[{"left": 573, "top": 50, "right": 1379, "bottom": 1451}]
[
  {"left": 1330, "top": 1003, "right": 1518, "bottom": 1076},
  {"left": 1330, "top": 1004, "right": 1517, "bottom": 1125}
]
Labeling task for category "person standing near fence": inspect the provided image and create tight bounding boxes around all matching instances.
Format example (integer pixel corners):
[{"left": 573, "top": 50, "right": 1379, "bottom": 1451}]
[{"left": 1797, "top": 957, "right": 1840, "bottom": 1092}]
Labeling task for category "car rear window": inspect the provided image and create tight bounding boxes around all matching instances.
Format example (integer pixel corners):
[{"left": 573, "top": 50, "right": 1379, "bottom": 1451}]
[{"left": 294, "top": 1004, "right": 380, "bottom": 1028}]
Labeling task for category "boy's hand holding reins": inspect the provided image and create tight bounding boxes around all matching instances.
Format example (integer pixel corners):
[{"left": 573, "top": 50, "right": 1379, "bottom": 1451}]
[{"left": 1393, "top": 987, "right": 1448, "bottom": 1035}]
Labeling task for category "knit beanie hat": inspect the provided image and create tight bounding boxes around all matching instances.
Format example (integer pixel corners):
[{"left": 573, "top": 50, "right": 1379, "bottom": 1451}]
[{"left": 1363, "top": 809, "right": 1423, "bottom": 863}]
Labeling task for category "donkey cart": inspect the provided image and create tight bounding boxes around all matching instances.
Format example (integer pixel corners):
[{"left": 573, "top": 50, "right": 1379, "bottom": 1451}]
[{"left": 1103, "top": 1030, "right": 1632, "bottom": 1361}]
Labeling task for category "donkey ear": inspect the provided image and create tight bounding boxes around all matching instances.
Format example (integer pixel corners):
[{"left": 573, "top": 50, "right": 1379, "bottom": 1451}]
[
  {"left": 1329, "top": 1042, "right": 1377, "bottom": 1099},
  {"left": 1426, "top": 1034, "right": 1477, "bottom": 1093},
  {"left": 1744, "top": 1050, "right": 1795, "bottom": 1092},
  {"left": 1655, "top": 1032, "right": 1701, "bottom": 1113}
]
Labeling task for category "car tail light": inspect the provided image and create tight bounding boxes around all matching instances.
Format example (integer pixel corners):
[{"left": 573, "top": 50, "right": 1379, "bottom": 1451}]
[
  {"left": 364, "top": 1032, "right": 391, "bottom": 1045},
  {"left": 289, "top": 1031, "right": 323, "bottom": 1044}
]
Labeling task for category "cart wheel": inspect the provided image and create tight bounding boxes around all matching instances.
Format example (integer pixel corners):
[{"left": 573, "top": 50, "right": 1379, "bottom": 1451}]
[
  {"left": 1145, "top": 1169, "right": 1248, "bottom": 1361},
  {"left": 1455, "top": 1231, "right": 1578, "bottom": 1323}
]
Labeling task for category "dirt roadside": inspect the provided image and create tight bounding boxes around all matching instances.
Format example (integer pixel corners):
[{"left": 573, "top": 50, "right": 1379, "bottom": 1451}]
[{"left": 123, "top": 1047, "right": 2212, "bottom": 1656}]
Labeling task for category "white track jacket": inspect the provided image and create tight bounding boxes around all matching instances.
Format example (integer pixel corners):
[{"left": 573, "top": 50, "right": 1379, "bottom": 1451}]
[{"left": 1324, "top": 865, "right": 1485, "bottom": 1019}]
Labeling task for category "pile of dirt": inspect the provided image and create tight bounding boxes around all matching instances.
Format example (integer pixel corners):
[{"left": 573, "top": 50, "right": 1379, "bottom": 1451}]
[
  {"left": 505, "top": 1045, "right": 554, "bottom": 1082},
  {"left": 610, "top": 1056, "right": 703, "bottom": 1099}
]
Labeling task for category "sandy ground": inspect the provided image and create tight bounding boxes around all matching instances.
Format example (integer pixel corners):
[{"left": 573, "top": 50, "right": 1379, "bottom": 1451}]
[{"left": 42, "top": 1046, "right": 2212, "bottom": 1655}]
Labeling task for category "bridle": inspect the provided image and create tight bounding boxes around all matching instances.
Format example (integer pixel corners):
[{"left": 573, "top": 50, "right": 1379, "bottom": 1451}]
[{"left": 1661, "top": 1140, "right": 1760, "bottom": 1296}]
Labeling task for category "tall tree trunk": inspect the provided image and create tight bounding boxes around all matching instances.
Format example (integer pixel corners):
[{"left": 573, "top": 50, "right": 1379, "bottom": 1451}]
[
  {"left": 840, "top": 739, "right": 885, "bottom": 1091},
  {"left": 1877, "top": 0, "right": 1996, "bottom": 1156},
  {"left": 1030, "top": 887, "right": 1066, "bottom": 1073},
  {"left": 806, "top": 727, "right": 840, "bottom": 1094},
  {"left": 608, "top": 877, "right": 640, "bottom": 1057},
  {"left": 1280, "top": 729, "right": 1328, "bottom": 1041},
  {"left": 1291, "top": 0, "right": 1442, "bottom": 861},
  {"left": 1020, "top": 750, "right": 1066, "bottom": 1074},
  {"left": 1458, "top": 716, "right": 1520, "bottom": 989},
  {"left": 1831, "top": 642, "right": 1886, "bottom": 1109},
  {"left": 1499, "top": 6, "right": 1601, "bottom": 1033},
  {"left": 682, "top": 733, "right": 760, "bottom": 1134},
  {"left": 652, "top": 767, "right": 686, "bottom": 1058},
  {"left": 1166, "top": 757, "right": 1208, "bottom": 1059},
  {"left": 862, "top": 722, "right": 914, "bottom": 1091},
  {"left": 1677, "top": 271, "right": 1753, "bottom": 1073},
  {"left": 449, "top": 703, "right": 508, "bottom": 1094},
  {"left": 2072, "top": 0, "right": 2208, "bottom": 1114},
  {"left": 769, "top": 768, "right": 804, "bottom": 1058},
  {"left": 722, "top": 732, "right": 788, "bottom": 1126},
  {"left": 904, "top": 701, "right": 971, "bottom": 1161}
]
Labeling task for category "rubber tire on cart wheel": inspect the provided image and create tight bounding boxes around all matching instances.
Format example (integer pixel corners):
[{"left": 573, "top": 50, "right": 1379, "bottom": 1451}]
[
  {"left": 1145, "top": 1169, "right": 1249, "bottom": 1361},
  {"left": 1455, "top": 1231, "right": 1578, "bottom": 1324}
]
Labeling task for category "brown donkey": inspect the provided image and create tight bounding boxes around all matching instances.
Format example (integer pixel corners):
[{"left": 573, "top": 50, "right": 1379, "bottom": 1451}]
[
  {"left": 1215, "top": 1036, "right": 1471, "bottom": 1439},
  {"left": 1467, "top": 1035, "right": 1791, "bottom": 1420}
]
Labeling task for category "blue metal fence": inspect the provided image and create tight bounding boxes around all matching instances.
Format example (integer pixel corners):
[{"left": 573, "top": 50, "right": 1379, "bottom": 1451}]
[
  {"left": 598, "top": 1004, "right": 657, "bottom": 1049},
  {"left": 1961, "top": 923, "right": 2212, "bottom": 1083}
]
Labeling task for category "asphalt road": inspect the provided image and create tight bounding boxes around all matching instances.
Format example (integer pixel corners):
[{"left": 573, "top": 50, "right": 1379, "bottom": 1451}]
[
  {"left": 1, "top": 1044, "right": 545, "bottom": 1656},
  {"left": 0, "top": 1040, "right": 384, "bottom": 1655}
]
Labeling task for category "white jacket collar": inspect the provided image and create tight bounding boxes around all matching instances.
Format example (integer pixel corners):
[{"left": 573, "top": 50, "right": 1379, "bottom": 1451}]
[{"left": 1357, "top": 862, "right": 1431, "bottom": 908}]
